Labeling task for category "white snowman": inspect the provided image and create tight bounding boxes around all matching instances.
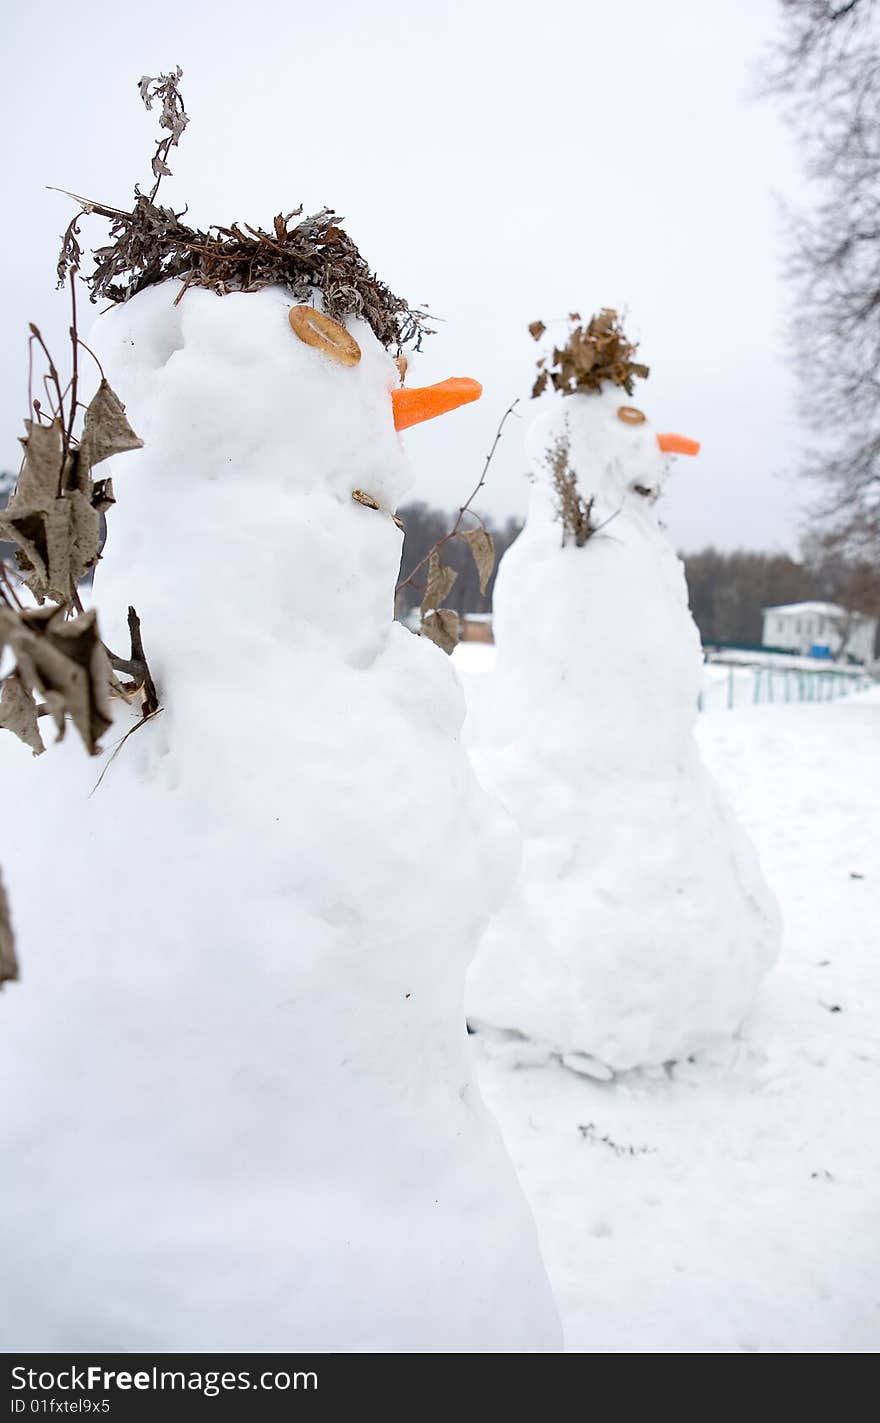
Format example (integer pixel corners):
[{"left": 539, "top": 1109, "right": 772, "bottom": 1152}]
[
  {"left": 465, "top": 327, "right": 780, "bottom": 1076},
  {"left": 0, "top": 282, "right": 561, "bottom": 1351}
]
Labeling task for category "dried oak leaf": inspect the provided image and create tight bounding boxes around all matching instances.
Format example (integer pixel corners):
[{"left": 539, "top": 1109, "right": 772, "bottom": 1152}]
[
  {"left": 0, "top": 869, "right": 17, "bottom": 988},
  {"left": 0, "top": 671, "right": 44, "bottom": 756},
  {"left": 421, "top": 608, "right": 460, "bottom": 655},
  {"left": 421, "top": 550, "right": 457, "bottom": 614},
  {"left": 0, "top": 504, "right": 73, "bottom": 605},
  {"left": 0, "top": 493, "right": 100, "bottom": 604},
  {"left": 12, "top": 607, "right": 114, "bottom": 755},
  {"left": 2, "top": 387, "right": 140, "bottom": 603},
  {"left": 13, "top": 419, "right": 64, "bottom": 506},
  {"left": 77, "top": 381, "right": 144, "bottom": 475},
  {"left": 528, "top": 321, "right": 546, "bottom": 342},
  {"left": 67, "top": 489, "right": 102, "bottom": 586},
  {"left": 462, "top": 527, "right": 495, "bottom": 595}
]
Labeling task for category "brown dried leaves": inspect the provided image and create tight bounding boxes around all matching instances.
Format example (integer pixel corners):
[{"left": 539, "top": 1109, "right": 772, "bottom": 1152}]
[
  {"left": 420, "top": 551, "right": 459, "bottom": 652},
  {"left": 0, "top": 605, "right": 115, "bottom": 756},
  {"left": 417, "top": 531, "right": 495, "bottom": 653},
  {"left": 422, "top": 549, "right": 458, "bottom": 612},
  {"left": 78, "top": 381, "right": 144, "bottom": 471},
  {"left": 531, "top": 309, "right": 650, "bottom": 398},
  {"left": 0, "top": 375, "right": 139, "bottom": 756},
  {"left": 56, "top": 67, "right": 430, "bottom": 351},
  {"left": 0, "top": 870, "right": 17, "bottom": 989},
  {"left": 0, "top": 385, "right": 142, "bottom": 606},
  {"left": 547, "top": 434, "right": 597, "bottom": 548},
  {"left": 462, "top": 527, "right": 495, "bottom": 595},
  {"left": 421, "top": 609, "right": 460, "bottom": 655},
  {"left": 138, "top": 68, "right": 189, "bottom": 190},
  {"left": 0, "top": 672, "right": 44, "bottom": 755}
]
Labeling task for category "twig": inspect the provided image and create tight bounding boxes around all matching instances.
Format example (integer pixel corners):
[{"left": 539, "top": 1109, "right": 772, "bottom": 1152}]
[
  {"left": 41, "top": 375, "right": 61, "bottom": 423},
  {"left": 46, "top": 186, "right": 130, "bottom": 221},
  {"left": 127, "top": 607, "right": 159, "bottom": 716},
  {"left": 89, "top": 705, "right": 164, "bottom": 797},
  {"left": 452, "top": 397, "right": 521, "bottom": 535},
  {"left": 66, "top": 271, "right": 79, "bottom": 461},
  {"left": 172, "top": 270, "right": 196, "bottom": 306},
  {"left": 75, "top": 339, "right": 105, "bottom": 382},
  {"left": 28, "top": 324, "right": 67, "bottom": 491},
  {"left": 26, "top": 333, "right": 35, "bottom": 428},
  {"left": 0, "top": 563, "right": 24, "bottom": 610},
  {"left": 396, "top": 397, "right": 520, "bottom": 597},
  {"left": 106, "top": 610, "right": 159, "bottom": 717},
  {"left": 594, "top": 505, "right": 623, "bottom": 536}
]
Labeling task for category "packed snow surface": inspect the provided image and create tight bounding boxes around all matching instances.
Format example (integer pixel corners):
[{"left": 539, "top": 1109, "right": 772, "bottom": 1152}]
[
  {"left": 465, "top": 388, "right": 780, "bottom": 1071},
  {"left": 473, "top": 690, "right": 880, "bottom": 1352},
  {"left": 0, "top": 284, "right": 560, "bottom": 1352}
]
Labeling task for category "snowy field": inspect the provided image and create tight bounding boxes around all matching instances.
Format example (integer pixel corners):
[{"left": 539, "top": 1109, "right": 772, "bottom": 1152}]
[
  {"left": 453, "top": 640, "right": 872, "bottom": 715},
  {"left": 467, "top": 685, "right": 880, "bottom": 1352}
]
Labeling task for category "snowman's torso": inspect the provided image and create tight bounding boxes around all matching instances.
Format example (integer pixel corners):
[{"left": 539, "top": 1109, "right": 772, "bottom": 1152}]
[{"left": 0, "top": 285, "right": 560, "bottom": 1351}]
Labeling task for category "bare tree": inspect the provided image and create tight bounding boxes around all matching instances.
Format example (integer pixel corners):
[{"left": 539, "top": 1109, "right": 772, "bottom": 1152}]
[
  {"left": 765, "top": 1, "right": 880, "bottom": 563},
  {"left": 801, "top": 528, "right": 880, "bottom": 652}
]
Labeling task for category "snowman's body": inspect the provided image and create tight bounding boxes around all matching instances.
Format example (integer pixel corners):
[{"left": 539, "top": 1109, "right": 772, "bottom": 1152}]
[
  {"left": 466, "top": 387, "right": 780, "bottom": 1073},
  {"left": 0, "top": 284, "right": 560, "bottom": 1351}
]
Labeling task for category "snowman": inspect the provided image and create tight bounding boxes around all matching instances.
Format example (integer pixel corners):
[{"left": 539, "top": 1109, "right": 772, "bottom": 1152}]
[
  {"left": 465, "top": 312, "right": 780, "bottom": 1076},
  {"left": 0, "top": 282, "right": 561, "bottom": 1351}
]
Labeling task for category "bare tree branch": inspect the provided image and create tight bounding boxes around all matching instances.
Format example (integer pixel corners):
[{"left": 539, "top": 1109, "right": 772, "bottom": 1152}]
[{"left": 765, "top": 0, "right": 880, "bottom": 569}]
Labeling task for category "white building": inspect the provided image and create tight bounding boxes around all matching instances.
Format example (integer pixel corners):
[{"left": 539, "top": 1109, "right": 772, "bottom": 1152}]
[{"left": 762, "top": 602, "right": 877, "bottom": 662}]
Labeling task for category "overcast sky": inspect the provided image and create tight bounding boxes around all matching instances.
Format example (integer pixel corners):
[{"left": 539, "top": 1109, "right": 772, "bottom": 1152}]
[{"left": 1, "top": 0, "right": 810, "bottom": 553}]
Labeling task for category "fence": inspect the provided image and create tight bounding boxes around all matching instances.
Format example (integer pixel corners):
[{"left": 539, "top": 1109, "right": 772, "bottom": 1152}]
[{"left": 698, "top": 662, "right": 874, "bottom": 713}]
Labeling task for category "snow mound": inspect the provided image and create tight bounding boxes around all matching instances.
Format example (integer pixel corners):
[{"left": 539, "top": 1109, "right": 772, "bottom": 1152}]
[
  {"left": 0, "top": 283, "right": 560, "bottom": 1352},
  {"left": 466, "top": 388, "right": 780, "bottom": 1072}
]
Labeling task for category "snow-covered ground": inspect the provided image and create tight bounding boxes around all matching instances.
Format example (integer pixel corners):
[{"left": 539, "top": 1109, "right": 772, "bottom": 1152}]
[
  {"left": 453, "top": 640, "right": 872, "bottom": 716},
  {"left": 469, "top": 685, "right": 880, "bottom": 1353}
]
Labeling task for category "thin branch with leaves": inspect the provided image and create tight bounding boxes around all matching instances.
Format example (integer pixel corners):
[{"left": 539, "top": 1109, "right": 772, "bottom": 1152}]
[{"left": 394, "top": 399, "right": 520, "bottom": 653}]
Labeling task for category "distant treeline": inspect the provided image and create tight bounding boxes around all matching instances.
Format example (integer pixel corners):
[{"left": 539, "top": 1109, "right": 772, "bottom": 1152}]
[
  {"left": 683, "top": 547, "right": 879, "bottom": 651},
  {"left": 395, "top": 502, "right": 523, "bottom": 621},
  {"left": 682, "top": 549, "right": 814, "bottom": 646}
]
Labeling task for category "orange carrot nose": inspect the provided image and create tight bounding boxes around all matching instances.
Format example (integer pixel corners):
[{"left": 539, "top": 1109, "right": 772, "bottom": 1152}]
[
  {"left": 657, "top": 432, "right": 701, "bottom": 456},
  {"left": 392, "top": 377, "right": 482, "bottom": 431}
]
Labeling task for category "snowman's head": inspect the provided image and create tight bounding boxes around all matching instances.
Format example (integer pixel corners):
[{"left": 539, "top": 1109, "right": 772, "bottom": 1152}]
[
  {"left": 88, "top": 282, "right": 482, "bottom": 664},
  {"left": 92, "top": 282, "right": 480, "bottom": 506},
  {"left": 526, "top": 384, "right": 699, "bottom": 526}
]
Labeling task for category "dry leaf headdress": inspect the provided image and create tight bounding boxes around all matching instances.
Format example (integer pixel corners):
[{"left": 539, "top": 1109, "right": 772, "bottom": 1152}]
[
  {"left": 530, "top": 309, "right": 649, "bottom": 398},
  {"left": 56, "top": 70, "right": 431, "bottom": 351}
]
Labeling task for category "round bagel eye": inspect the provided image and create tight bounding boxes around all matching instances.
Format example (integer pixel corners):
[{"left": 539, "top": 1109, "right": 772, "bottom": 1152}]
[
  {"left": 288, "top": 306, "right": 361, "bottom": 367},
  {"left": 617, "top": 405, "right": 646, "bottom": 425}
]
